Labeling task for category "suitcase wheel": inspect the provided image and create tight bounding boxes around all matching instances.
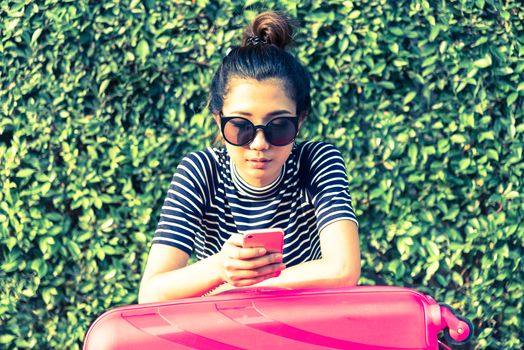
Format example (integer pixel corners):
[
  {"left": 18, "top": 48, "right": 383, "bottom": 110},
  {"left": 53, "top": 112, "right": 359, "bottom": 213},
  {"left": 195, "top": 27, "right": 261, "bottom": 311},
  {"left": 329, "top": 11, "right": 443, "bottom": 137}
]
[{"left": 439, "top": 303, "right": 474, "bottom": 346}]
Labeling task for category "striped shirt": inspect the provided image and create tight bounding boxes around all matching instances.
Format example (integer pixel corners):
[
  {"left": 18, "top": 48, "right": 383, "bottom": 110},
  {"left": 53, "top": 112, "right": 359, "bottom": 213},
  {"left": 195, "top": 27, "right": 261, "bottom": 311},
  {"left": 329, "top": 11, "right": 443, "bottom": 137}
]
[{"left": 153, "top": 141, "right": 358, "bottom": 267}]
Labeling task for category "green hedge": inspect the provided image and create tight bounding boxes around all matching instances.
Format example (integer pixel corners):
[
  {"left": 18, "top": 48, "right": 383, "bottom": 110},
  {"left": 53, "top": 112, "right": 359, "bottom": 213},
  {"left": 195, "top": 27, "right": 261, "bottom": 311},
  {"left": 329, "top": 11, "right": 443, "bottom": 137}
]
[{"left": 1, "top": 0, "right": 522, "bottom": 348}]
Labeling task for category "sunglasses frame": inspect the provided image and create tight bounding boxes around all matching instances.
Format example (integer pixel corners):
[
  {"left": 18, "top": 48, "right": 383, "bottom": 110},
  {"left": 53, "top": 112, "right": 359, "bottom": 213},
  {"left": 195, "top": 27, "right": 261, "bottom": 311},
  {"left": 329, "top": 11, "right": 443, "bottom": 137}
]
[{"left": 219, "top": 113, "right": 299, "bottom": 147}]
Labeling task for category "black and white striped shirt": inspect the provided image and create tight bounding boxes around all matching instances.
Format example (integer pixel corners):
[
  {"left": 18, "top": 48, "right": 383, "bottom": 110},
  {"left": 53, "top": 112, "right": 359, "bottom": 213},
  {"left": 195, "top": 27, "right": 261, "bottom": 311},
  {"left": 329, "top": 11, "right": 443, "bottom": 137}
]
[{"left": 153, "top": 141, "right": 358, "bottom": 267}]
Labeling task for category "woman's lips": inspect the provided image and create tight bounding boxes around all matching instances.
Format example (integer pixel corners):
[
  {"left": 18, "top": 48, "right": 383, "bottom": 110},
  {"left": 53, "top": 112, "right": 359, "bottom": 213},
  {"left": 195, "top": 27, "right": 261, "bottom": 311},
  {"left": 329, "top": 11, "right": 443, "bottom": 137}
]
[{"left": 247, "top": 158, "right": 271, "bottom": 169}]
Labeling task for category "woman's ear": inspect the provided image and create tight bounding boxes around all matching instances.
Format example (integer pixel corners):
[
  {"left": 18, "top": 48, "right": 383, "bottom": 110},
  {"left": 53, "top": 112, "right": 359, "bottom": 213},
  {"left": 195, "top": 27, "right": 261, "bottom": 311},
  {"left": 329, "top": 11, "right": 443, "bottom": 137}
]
[
  {"left": 212, "top": 113, "right": 224, "bottom": 146},
  {"left": 298, "top": 111, "right": 308, "bottom": 129},
  {"left": 212, "top": 113, "right": 220, "bottom": 125}
]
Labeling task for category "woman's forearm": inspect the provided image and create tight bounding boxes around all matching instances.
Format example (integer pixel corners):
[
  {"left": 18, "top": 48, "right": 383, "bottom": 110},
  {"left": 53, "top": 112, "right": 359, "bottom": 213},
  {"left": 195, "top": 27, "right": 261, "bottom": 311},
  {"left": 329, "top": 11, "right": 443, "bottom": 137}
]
[
  {"left": 256, "top": 220, "right": 361, "bottom": 290},
  {"left": 255, "top": 257, "right": 360, "bottom": 289},
  {"left": 139, "top": 255, "right": 359, "bottom": 302},
  {"left": 138, "top": 254, "right": 224, "bottom": 303}
]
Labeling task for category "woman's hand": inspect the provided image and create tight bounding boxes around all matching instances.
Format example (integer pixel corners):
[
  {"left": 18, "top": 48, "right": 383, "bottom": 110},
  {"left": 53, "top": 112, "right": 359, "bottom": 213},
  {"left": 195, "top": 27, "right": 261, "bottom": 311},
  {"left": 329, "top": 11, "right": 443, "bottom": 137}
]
[{"left": 216, "top": 234, "right": 285, "bottom": 287}]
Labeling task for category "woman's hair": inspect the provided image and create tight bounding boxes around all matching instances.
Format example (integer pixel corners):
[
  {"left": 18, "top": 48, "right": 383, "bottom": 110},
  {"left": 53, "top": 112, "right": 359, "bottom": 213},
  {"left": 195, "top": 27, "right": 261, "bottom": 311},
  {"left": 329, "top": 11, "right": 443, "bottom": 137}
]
[{"left": 209, "top": 11, "right": 311, "bottom": 118}]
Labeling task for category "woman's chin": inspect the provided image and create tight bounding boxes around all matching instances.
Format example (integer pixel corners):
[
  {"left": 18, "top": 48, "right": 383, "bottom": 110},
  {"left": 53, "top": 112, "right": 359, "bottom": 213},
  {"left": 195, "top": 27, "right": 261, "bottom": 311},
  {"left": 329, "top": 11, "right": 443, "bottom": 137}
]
[{"left": 243, "top": 169, "right": 278, "bottom": 188}]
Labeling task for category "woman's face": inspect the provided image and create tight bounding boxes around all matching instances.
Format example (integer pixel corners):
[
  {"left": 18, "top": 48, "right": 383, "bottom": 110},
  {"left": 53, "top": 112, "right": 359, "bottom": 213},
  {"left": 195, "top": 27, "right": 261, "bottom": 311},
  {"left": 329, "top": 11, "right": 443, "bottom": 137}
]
[{"left": 215, "top": 78, "right": 302, "bottom": 188}]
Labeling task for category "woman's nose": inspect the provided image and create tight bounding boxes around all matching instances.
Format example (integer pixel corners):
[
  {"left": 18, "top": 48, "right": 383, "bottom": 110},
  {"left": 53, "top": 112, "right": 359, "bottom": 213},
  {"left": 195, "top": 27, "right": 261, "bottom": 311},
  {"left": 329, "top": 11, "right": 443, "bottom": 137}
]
[{"left": 249, "top": 129, "right": 270, "bottom": 150}]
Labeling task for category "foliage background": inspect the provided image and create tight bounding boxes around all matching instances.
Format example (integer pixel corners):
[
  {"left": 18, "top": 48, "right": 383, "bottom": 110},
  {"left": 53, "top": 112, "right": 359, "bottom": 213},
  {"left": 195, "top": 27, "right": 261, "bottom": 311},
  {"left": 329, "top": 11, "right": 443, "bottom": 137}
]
[{"left": 1, "top": 0, "right": 522, "bottom": 349}]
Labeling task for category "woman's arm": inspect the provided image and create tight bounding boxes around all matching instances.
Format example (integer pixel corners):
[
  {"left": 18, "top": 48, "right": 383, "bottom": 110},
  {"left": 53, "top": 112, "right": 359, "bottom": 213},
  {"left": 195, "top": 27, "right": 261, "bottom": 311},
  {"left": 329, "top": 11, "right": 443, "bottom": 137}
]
[
  {"left": 254, "top": 219, "right": 360, "bottom": 289},
  {"left": 138, "top": 245, "right": 219, "bottom": 303},
  {"left": 138, "top": 235, "right": 285, "bottom": 303}
]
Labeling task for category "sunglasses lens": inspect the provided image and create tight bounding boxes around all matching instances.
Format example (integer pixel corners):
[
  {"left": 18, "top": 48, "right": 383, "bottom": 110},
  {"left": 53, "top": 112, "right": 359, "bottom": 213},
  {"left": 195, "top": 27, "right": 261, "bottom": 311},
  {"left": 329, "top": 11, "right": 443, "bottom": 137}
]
[
  {"left": 266, "top": 118, "right": 297, "bottom": 146},
  {"left": 223, "top": 118, "right": 255, "bottom": 145},
  {"left": 222, "top": 116, "right": 298, "bottom": 146}
]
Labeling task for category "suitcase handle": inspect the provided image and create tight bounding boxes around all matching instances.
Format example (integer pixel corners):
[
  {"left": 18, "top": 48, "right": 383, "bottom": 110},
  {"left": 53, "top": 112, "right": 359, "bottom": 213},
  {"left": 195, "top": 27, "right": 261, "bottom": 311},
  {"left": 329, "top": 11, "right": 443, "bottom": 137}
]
[
  {"left": 216, "top": 286, "right": 292, "bottom": 295},
  {"left": 439, "top": 304, "right": 474, "bottom": 345}
]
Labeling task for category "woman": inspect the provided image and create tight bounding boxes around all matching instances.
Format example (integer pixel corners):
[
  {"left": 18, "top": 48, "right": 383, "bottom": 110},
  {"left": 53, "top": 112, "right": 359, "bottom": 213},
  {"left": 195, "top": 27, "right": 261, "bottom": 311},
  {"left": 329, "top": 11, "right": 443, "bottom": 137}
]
[{"left": 139, "top": 11, "right": 360, "bottom": 303}]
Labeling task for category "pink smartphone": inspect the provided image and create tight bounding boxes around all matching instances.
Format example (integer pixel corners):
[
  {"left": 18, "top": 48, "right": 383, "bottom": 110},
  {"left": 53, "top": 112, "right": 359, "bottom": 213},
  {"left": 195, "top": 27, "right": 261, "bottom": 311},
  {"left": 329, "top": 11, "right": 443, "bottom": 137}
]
[{"left": 243, "top": 228, "right": 284, "bottom": 254}]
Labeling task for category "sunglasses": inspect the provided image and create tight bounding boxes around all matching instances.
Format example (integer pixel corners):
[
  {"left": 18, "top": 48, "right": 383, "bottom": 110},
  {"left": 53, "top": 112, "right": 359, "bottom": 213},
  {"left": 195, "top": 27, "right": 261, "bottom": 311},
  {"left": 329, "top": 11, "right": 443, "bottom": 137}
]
[{"left": 219, "top": 113, "right": 299, "bottom": 147}]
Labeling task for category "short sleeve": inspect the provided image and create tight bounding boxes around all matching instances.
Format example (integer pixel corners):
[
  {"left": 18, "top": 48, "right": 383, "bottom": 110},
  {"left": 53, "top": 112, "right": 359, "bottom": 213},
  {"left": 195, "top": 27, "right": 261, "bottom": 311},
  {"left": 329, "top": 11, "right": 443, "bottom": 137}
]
[
  {"left": 303, "top": 142, "right": 358, "bottom": 232},
  {"left": 152, "top": 153, "right": 207, "bottom": 255}
]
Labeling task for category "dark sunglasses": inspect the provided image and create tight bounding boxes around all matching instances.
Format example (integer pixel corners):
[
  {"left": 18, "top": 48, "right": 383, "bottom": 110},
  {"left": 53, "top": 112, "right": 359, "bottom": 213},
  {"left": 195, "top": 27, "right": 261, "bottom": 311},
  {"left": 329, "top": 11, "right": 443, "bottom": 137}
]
[{"left": 219, "top": 113, "right": 299, "bottom": 147}]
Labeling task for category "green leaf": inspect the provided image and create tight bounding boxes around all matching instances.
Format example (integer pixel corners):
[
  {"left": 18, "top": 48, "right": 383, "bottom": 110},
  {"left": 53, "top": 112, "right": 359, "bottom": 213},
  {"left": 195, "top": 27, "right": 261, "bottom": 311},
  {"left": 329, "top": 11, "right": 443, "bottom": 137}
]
[
  {"left": 439, "top": 41, "right": 448, "bottom": 54},
  {"left": 98, "top": 79, "right": 110, "bottom": 96},
  {"left": 16, "top": 168, "right": 35, "bottom": 178},
  {"left": 348, "top": 10, "right": 361, "bottom": 20},
  {"left": 426, "top": 261, "right": 440, "bottom": 279},
  {"left": 460, "top": 112, "right": 475, "bottom": 128},
  {"left": 506, "top": 92, "right": 518, "bottom": 105},
  {"left": 31, "top": 28, "right": 43, "bottom": 44},
  {"left": 426, "top": 241, "right": 440, "bottom": 259},
  {"left": 473, "top": 54, "right": 492, "bottom": 68},
  {"left": 436, "top": 274, "right": 448, "bottom": 286},
  {"left": 450, "top": 134, "right": 466, "bottom": 143},
  {"left": 104, "top": 269, "right": 117, "bottom": 280},
  {"left": 504, "top": 191, "right": 519, "bottom": 200},
  {"left": 403, "top": 92, "right": 417, "bottom": 105},
  {"left": 2, "top": 260, "right": 18, "bottom": 273},
  {"left": 100, "top": 218, "right": 114, "bottom": 232},
  {"left": 370, "top": 187, "right": 384, "bottom": 200},
  {"left": 479, "top": 131, "right": 495, "bottom": 141},
  {"left": 408, "top": 144, "right": 418, "bottom": 165},
  {"left": 487, "top": 149, "right": 499, "bottom": 161},
  {"left": 452, "top": 271, "right": 464, "bottom": 286},
  {"left": 136, "top": 39, "right": 150, "bottom": 61},
  {"left": 443, "top": 207, "right": 460, "bottom": 221},
  {"left": 500, "top": 11, "right": 510, "bottom": 20},
  {"left": 6, "top": 18, "right": 20, "bottom": 32},
  {"left": 389, "top": 43, "right": 399, "bottom": 54},
  {"left": 369, "top": 61, "right": 386, "bottom": 75},
  {"left": 393, "top": 59, "right": 409, "bottom": 67},
  {"left": 429, "top": 26, "right": 440, "bottom": 42},
  {"left": 471, "top": 36, "right": 488, "bottom": 48},
  {"left": 6, "top": 236, "right": 16, "bottom": 250},
  {"left": 339, "top": 38, "right": 349, "bottom": 52},
  {"left": 243, "top": 0, "right": 263, "bottom": 7},
  {"left": 39, "top": 237, "right": 55, "bottom": 255},
  {"left": 422, "top": 55, "right": 438, "bottom": 67},
  {"left": 67, "top": 240, "right": 82, "bottom": 257},
  {"left": 0, "top": 335, "right": 16, "bottom": 345},
  {"left": 459, "top": 158, "right": 471, "bottom": 171},
  {"left": 377, "top": 81, "right": 395, "bottom": 89},
  {"left": 390, "top": 27, "right": 403, "bottom": 36},
  {"left": 103, "top": 245, "right": 117, "bottom": 255},
  {"left": 46, "top": 213, "right": 63, "bottom": 221}
]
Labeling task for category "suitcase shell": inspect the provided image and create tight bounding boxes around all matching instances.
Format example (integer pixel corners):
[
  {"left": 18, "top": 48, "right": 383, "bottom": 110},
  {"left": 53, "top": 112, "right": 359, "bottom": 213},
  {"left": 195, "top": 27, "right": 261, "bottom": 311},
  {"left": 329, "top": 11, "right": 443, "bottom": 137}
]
[{"left": 83, "top": 286, "right": 471, "bottom": 350}]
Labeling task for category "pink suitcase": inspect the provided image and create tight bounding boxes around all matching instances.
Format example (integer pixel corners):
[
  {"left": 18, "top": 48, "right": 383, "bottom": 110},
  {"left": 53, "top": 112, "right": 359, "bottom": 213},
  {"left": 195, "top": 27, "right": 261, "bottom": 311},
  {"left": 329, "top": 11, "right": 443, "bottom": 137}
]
[{"left": 83, "top": 286, "right": 473, "bottom": 350}]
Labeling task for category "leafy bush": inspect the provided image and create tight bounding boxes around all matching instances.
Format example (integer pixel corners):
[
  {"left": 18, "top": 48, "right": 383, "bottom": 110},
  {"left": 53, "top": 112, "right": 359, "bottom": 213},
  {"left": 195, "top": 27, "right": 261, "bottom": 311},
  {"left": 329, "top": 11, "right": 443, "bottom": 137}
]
[{"left": 1, "top": 0, "right": 522, "bottom": 349}]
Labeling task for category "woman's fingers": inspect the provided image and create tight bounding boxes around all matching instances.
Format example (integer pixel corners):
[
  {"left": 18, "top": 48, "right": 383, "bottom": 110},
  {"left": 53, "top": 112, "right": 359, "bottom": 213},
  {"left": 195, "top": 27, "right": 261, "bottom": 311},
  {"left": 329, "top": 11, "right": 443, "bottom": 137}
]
[
  {"left": 229, "top": 274, "right": 280, "bottom": 288},
  {"left": 228, "top": 246, "right": 267, "bottom": 260},
  {"left": 223, "top": 234, "right": 267, "bottom": 259},
  {"left": 219, "top": 234, "right": 285, "bottom": 286},
  {"left": 224, "top": 252, "right": 282, "bottom": 270},
  {"left": 225, "top": 262, "right": 286, "bottom": 286},
  {"left": 225, "top": 233, "right": 244, "bottom": 247}
]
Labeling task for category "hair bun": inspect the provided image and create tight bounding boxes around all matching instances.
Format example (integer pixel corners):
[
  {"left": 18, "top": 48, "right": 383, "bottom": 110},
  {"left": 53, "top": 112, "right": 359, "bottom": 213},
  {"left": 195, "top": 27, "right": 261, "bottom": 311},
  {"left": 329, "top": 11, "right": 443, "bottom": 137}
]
[{"left": 242, "top": 11, "right": 296, "bottom": 50}]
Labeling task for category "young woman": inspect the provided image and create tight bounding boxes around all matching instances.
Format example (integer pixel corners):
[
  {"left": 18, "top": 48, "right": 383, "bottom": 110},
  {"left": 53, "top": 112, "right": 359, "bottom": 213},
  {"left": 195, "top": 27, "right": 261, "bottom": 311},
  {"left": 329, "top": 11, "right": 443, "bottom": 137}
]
[{"left": 138, "top": 11, "right": 360, "bottom": 303}]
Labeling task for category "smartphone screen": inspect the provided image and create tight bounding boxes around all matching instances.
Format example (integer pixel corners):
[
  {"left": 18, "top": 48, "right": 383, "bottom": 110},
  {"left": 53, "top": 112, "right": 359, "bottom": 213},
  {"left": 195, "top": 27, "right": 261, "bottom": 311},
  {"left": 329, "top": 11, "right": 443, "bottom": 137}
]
[{"left": 243, "top": 228, "right": 284, "bottom": 254}]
